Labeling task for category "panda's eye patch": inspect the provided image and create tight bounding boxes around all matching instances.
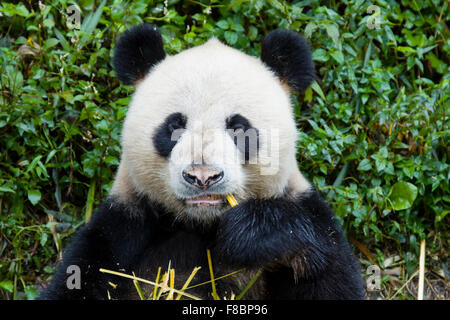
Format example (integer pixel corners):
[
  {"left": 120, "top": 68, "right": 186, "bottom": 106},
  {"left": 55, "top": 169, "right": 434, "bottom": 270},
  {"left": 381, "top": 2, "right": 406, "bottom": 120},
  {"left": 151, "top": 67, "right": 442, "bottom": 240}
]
[
  {"left": 153, "top": 112, "right": 187, "bottom": 158},
  {"left": 167, "top": 114, "right": 186, "bottom": 133},
  {"left": 226, "top": 114, "right": 259, "bottom": 162},
  {"left": 226, "top": 114, "right": 251, "bottom": 132}
]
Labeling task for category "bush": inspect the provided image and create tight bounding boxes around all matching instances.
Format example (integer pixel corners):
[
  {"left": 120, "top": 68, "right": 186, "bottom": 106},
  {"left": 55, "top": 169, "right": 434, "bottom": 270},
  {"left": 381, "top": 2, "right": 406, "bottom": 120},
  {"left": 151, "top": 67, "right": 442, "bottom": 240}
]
[{"left": 0, "top": 0, "right": 448, "bottom": 299}]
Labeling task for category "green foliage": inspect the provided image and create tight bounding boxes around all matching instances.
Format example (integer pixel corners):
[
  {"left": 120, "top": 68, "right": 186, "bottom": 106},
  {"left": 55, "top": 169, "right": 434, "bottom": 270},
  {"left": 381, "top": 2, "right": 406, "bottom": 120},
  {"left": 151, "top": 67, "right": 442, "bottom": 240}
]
[
  {"left": 388, "top": 181, "right": 418, "bottom": 211},
  {"left": 0, "top": 0, "right": 448, "bottom": 299}
]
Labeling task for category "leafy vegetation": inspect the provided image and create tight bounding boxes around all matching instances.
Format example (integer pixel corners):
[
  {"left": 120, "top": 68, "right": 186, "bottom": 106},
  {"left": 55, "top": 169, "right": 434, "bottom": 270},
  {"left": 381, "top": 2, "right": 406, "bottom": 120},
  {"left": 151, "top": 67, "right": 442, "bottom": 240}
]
[{"left": 0, "top": 0, "right": 448, "bottom": 300}]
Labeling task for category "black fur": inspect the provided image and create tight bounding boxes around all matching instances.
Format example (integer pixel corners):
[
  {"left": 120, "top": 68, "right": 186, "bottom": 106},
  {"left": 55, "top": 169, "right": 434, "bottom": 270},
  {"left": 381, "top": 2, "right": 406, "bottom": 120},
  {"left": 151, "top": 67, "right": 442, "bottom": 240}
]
[
  {"left": 152, "top": 112, "right": 187, "bottom": 158},
  {"left": 40, "top": 197, "right": 159, "bottom": 299},
  {"left": 113, "top": 23, "right": 166, "bottom": 85},
  {"left": 214, "top": 190, "right": 365, "bottom": 299},
  {"left": 261, "top": 29, "right": 316, "bottom": 92},
  {"left": 41, "top": 189, "right": 364, "bottom": 300},
  {"left": 226, "top": 114, "right": 259, "bottom": 162}
]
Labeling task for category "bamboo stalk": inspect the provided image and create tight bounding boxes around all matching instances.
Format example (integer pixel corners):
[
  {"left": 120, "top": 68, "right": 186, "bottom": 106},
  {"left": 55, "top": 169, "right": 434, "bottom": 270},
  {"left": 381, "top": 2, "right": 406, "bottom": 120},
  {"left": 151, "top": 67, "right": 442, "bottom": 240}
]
[
  {"left": 133, "top": 279, "right": 145, "bottom": 300},
  {"left": 226, "top": 194, "right": 238, "bottom": 207},
  {"left": 99, "top": 268, "right": 201, "bottom": 300},
  {"left": 236, "top": 269, "right": 263, "bottom": 300},
  {"left": 185, "top": 268, "right": 245, "bottom": 290},
  {"left": 418, "top": 239, "right": 426, "bottom": 300},
  {"left": 206, "top": 249, "right": 220, "bottom": 300},
  {"left": 175, "top": 266, "right": 202, "bottom": 300},
  {"left": 152, "top": 266, "right": 162, "bottom": 300},
  {"left": 390, "top": 270, "right": 419, "bottom": 300},
  {"left": 204, "top": 195, "right": 237, "bottom": 300},
  {"left": 166, "top": 268, "right": 175, "bottom": 300}
]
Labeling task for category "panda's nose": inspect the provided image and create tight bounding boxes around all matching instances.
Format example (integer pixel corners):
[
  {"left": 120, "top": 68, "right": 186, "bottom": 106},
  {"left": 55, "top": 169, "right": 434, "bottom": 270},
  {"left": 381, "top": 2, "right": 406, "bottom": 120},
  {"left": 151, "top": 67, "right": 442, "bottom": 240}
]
[{"left": 182, "top": 165, "right": 224, "bottom": 189}]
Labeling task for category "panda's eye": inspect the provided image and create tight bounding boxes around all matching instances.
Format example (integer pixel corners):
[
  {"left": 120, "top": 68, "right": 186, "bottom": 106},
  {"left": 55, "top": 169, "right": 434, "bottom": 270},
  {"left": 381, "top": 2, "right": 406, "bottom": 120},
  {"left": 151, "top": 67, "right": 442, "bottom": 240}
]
[
  {"left": 153, "top": 112, "right": 187, "bottom": 158},
  {"left": 226, "top": 114, "right": 251, "bottom": 132},
  {"left": 225, "top": 114, "right": 259, "bottom": 162},
  {"left": 168, "top": 118, "right": 185, "bottom": 133},
  {"left": 229, "top": 122, "right": 246, "bottom": 132}
]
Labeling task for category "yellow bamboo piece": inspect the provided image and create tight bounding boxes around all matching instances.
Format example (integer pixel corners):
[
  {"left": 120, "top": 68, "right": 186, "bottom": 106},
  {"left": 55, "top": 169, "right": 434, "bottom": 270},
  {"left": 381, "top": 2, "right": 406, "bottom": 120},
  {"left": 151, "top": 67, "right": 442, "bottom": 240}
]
[
  {"left": 152, "top": 266, "right": 161, "bottom": 300},
  {"left": 166, "top": 268, "right": 175, "bottom": 300},
  {"left": 226, "top": 194, "right": 238, "bottom": 207},
  {"left": 98, "top": 268, "right": 201, "bottom": 300},
  {"left": 175, "top": 266, "right": 202, "bottom": 300},
  {"left": 206, "top": 249, "right": 220, "bottom": 300},
  {"left": 418, "top": 239, "right": 426, "bottom": 300}
]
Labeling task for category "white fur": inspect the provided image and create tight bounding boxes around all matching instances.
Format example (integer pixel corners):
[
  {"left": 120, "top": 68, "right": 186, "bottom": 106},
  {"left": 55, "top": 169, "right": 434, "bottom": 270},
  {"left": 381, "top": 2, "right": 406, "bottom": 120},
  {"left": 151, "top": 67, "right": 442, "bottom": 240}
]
[{"left": 111, "top": 38, "right": 310, "bottom": 218}]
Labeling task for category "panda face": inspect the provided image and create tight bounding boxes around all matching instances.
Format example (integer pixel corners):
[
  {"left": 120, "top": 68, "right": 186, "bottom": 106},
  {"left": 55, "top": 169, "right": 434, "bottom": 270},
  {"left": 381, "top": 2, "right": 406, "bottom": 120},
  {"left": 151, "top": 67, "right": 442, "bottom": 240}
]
[{"left": 112, "top": 25, "right": 315, "bottom": 222}]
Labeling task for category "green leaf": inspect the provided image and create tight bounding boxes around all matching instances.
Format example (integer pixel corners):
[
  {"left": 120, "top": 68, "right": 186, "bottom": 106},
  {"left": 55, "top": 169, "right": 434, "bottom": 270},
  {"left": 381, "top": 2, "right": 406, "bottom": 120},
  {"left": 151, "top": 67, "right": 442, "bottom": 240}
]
[
  {"left": 310, "top": 81, "right": 326, "bottom": 101},
  {"left": 248, "top": 26, "right": 258, "bottom": 41},
  {"left": 224, "top": 31, "right": 238, "bottom": 45},
  {"left": 304, "top": 22, "right": 317, "bottom": 38},
  {"left": 231, "top": 23, "right": 244, "bottom": 32},
  {"left": 44, "top": 38, "right": 59, "bottom": 50},
  {"left": 0, "top": 281, "right": 13, "bottom": 293},
  {"left": 216, "top": 20, "right": 229, "bottom": 30},
  {"left": 436, "top": 210, "right": 449, "bottom": 223},
  {"left": 397, "top": 46, "right": 416, "bottom": 53},
  {"left": 388, "top": 182, "right": 418, "bottom": 211},
  {"left": 28, "top": 189, "right": 42, "bottom": 206},
  {"left": 312, "top": 48, "right": 329, "bottom": 62},
  {"left": 85, "top": 180, "right": 96, "bottom": 223},
  {"left": 304, "top": 87, "right": 313, "bottom": 102},
  {"left": 1, "top": 3, "right": 30, "bottom": 17},
  {"left": 80, "top": 0, "right": 106, "bottom": 45},
  {"left": 427, "top": 52, "right": 447, "bottom": 74},
  {"left": 326, "top": 24, "right": 340, "bottom": 46},
  {"left": 364, "top": 40, "right": 372, "bottom": 67},
  {"left": 54, "top": 28, "right": 71, "bottom": 52},
  {"left": 332, "top": 162, "right": 349, "bottom": 188},
  {"left": 40, "top": 233, "right": 48, "bottom": 247},
  {"left": 330, "top": 50, "right": 344, "bottom": 65},
  {"left": 357, "top": 159, "right": 372, "bottom": 171},
  {"left": 0, "top": 186, "right": 15, "bottom": 193},
  {"left": 24, "top": 286, "right": 40, "bottom": 300},
  {"left": 43, "top": 18, "right": 55, "bottom": 29}
]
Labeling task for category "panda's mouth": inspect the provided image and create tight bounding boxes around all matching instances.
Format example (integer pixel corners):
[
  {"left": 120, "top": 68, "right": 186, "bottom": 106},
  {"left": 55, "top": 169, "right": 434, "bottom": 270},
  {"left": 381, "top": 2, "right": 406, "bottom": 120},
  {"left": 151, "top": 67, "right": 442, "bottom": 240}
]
[{"left": 185, "top": 194, "right": 224, "bottom": 207}]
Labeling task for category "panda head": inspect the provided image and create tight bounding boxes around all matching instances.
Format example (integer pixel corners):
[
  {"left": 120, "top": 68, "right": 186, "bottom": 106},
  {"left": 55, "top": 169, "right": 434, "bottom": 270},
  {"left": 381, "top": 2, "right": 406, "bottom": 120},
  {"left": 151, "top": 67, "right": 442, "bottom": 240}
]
[{"left": 111, "top": 23, "right": 315, "bottom": 223}]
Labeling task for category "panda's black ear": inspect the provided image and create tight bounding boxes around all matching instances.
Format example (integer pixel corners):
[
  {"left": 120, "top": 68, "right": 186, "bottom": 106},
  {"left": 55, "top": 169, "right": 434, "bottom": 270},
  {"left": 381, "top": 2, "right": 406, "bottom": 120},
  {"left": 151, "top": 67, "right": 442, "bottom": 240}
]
[
  {"left": 261, "top": 29, "right": 315, "bottom": 92},
  {"left": 113, "top": 23, "right": 166, "bottom": 86}
]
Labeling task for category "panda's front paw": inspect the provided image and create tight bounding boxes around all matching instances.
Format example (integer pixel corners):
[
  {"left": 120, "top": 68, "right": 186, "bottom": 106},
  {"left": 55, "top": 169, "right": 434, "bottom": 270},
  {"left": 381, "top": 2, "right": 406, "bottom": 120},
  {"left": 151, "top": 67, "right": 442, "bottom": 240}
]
[
  {"left": 214, "top": 198, "right": 311, "bottom": 267},
  {"left": 214, "top": 200, "right": 263, "bottom": 267}
]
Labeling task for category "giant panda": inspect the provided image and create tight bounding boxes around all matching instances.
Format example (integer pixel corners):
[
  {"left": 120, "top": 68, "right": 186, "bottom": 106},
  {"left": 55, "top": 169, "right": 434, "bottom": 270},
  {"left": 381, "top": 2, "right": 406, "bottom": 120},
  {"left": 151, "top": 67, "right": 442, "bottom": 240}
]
[{"left": 41, "top": 24, "right": 365, "bottom": 300}]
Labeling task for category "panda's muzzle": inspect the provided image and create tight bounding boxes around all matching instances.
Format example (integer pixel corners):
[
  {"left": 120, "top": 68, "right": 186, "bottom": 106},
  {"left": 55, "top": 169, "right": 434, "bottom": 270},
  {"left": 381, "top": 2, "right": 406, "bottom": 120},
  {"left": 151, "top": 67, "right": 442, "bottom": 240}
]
[{"left": 182, "top": 165, "right": 224, "bottom": 190}]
